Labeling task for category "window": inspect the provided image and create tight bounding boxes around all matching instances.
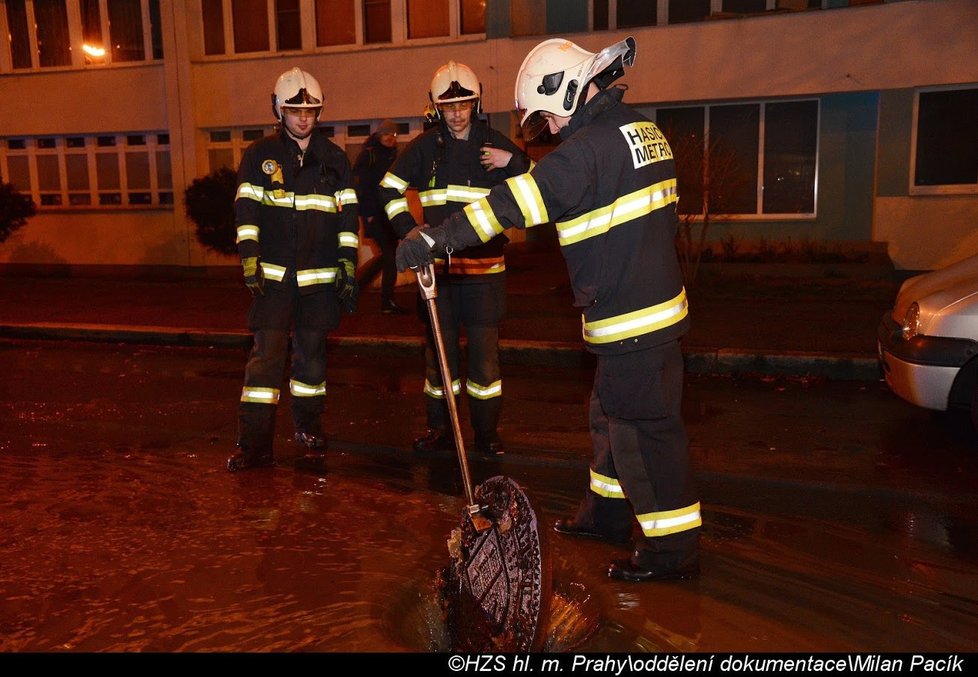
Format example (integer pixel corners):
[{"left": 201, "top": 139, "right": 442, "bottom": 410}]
[
  {"left": 4, "top": 0, "right": 32, "bottom": 68},
  {"left": 912, "top": 87, "right": 978, "bottom": 194},
  {"left": 206, "top": 127, "right": 272, "bottom": 172},
  {"left": 594, "top": 0, "right": 838, "bottom": 29},
  {"left": 655, "top": 99, "right": 819, "bottom": 217},
  {"left": 80, "top": 0, "right": 104, "bottom": 62},
  {"left": 276, "top": 0, "right": 301, "bottom": 50},
  {"left": 108, "top": 0, "right": 147, "bottom": 62},
  {"left": 316, "top": 0, "right": 355, "bottom": 46},
  {"left": 363, "top": 0, "right": 391, "bottom": 43},
  {"left": 203, "top": 0, "right": 480, "bottom": 54},
  {"left": 617, "top": 0, "right": 656, "bottom": 28},
  {"left": 0, "top": 132, "right": 173, "bottom": 209},
  {"left": 1, "top": 0, "right": 162, "bottom": 70},
  {"left": 233, "top": 0, "right": 269, "bottom": 52},
  {"left": 35, "top": 0, "right": 72, "bottom": 67},
  {"left": 459, "top": 0, "right": 483, "bottom": 34},
  {"left": 202, "top": 0, "right": 226, "bottom": 54},
  {"left": 722, "top": 0, "right": 766, "bottom": 12},
  {"left": 407, "top": 0, "right": 448, "bottom": 39},
  {"left": 669, "top": 0, "right": 711, "bottom": 23}
]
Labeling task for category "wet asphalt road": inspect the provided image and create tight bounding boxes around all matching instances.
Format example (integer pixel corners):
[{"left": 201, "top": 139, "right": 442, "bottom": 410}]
[{"left": 1, "top": 338, "right": 977, "bottom": 652}]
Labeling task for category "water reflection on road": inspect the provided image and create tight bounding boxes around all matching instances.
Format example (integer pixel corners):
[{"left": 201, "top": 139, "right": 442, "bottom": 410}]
[{"left": 1, "top": 340, "right": 976, "bottom": 652}]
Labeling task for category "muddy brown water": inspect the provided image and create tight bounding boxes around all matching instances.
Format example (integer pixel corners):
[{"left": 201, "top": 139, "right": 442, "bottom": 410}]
[{"left": 1, "top": 340, "right": 977, "bottom": 651}]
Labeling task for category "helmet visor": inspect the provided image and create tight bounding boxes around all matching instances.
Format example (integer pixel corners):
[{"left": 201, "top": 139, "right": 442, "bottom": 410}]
[
  {"left": 516, "top": 108, "right": 550, "bottom": 141},
  {"left": 434, "top": 80, "right": 477, "bottom": 103},
  {"left": 284, "top": 87, "right": 322, "bottom": 106}
]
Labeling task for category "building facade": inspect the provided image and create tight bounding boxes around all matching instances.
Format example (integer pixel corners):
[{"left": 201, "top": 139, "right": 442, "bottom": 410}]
[{"left": 1, "top": 0, "right": 976, "bottom": 271}]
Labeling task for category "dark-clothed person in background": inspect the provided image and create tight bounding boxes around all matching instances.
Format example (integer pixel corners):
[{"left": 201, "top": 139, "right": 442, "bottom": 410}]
[{"left": 353, "top": 119, "right": 406, "bottom": 314}]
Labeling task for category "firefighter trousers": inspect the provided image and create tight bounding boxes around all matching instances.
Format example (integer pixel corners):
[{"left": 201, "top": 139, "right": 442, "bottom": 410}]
[
  {"left": 420, "top": 278, "right": 505, "bottom": 439},
  {"left": 574, "top": 341, "right": 701, "bottom": 570},
  {"left": 237, "top": 285, "right": 337, "bottom": 458}
]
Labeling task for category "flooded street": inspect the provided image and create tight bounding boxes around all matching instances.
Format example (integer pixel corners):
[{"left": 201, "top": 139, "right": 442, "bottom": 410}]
[{"left": 1, "top": 339, "right": 977, "bottom": 652}]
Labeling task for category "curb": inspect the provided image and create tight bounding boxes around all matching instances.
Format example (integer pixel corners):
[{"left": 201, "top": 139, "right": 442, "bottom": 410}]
[{"left": 0, "top": 322, "right": 881, "bottom": 380}]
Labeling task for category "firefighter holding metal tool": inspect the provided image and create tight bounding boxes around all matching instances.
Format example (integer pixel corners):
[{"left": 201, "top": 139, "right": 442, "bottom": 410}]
[
  {"left": 228, "top": 67, "right": 359, "bottom": 473},
  {"left": 396, "top": 38, "right": 701, "bottom": 582},
  {"left": 379, "top": 61, "right": 532, "bottom": 458}
]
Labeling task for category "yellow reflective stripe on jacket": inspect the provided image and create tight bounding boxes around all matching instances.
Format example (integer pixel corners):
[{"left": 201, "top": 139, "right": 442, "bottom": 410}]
[
  {"left": 589, "top": 469, "right": 626, "bottom": 499},
  {"left": 290, "top": 379, "right": 326, "bottom": 397},
  {"left": 463, "top": 199, "right": 506, "bottom": 243},
  {"left": 241, "top": 386, "right": 280, "bottom": 404},
  {"left": 418, "top": 189, "right": 447, "bottom": 207},
  {"left": 261, "top": 262, "right": 287, "bottom": 281},
  {"left": 296, "top": 268, "right": 338, "bottom": 287},
  {"left": 236, "top": 225, "right": 260, "bottom": 243},
  {"left": 431, "top": 255, "right": 505, "bottom": 275},
  {"left": 380, "top": 171, "right": 409, "bottom": 192},
  {"left": 419, "top": 184, "right": 491, "bottom": 207},
  {"left": 505, "top": 174, "right": 549, "bottom": 227},
  {"left": 423, "top": 379, "right": 461, "bottom": 399},
  {"left": 237, "top": 182, "right": 263, "bottom": 202},
  {"left": 636, "top": 502, "right": 702, "bottom": 537},
  {"left": 262, "top": 192, "right": 294, "bottom": 208},
  {"left": 385, "top": 197, "right": 410, "bottom": 219},
  {"left": 338, "top": 232, "right": 359, "bottom": 249},
  {"left": 556, "top": 179, "right": 678, "bottom": 247},
  {"left": 337, "top": 188, "right": 358, "bottom": 207},
  {"left": 466, "top": 380, "right": 502, "bottom": 400},
  {"left": 294, "top": 194, "right": 338, "bottom": 212},
  {"left": 582, "top": 288, "right": 688, "bottom": 345}
]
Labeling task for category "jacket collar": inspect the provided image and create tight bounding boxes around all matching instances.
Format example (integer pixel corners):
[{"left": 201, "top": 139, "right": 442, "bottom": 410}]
[{"left": 561, "top": 86, "right": 625, "bottom": 140}]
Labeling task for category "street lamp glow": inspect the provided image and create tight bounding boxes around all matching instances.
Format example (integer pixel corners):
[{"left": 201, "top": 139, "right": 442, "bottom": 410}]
[{"left": 82, "top": 43, "right": 106, "bottom": 58}]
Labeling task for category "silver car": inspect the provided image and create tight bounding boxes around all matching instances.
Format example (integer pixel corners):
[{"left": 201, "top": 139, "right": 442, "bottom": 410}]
[{"left": 878, "top": 254, "right": 978, "bottom": 430}]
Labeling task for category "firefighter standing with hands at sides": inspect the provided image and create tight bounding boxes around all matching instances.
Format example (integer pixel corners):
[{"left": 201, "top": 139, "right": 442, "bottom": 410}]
[
  {"left": 228, "top": 67, "right": 359, "bottom": 473},
  {"left": 379, "top": 61, "right": 532, "bottom": 457},
  {"left": 395, "top": 38, "right": 701, "bottom": 582}
]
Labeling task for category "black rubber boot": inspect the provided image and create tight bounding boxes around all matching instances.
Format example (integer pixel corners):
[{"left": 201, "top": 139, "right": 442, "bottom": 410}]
[
  {"left": 412, "top": 428, "right": 454, "bottom": 454},
  {"left": 227, "top": 448, "right": 275, "bottom": 472}
]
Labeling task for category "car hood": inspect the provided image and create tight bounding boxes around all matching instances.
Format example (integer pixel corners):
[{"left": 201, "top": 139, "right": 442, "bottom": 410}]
[{"left": 894, "top": 254, "right": 978, "bottom": 339}]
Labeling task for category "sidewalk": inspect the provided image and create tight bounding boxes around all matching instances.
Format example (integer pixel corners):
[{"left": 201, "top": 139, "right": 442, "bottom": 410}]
[{"left": 0, "top": 242, "right": 897, "bottom": 380}]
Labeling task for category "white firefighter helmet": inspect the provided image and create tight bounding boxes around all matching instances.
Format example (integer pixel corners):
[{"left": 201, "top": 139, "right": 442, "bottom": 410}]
[
  {"left": 514, "top": 37, "right": 636, "bottom": 139},
  {"left": 429, "top": 61, "right": 482, "bottom": 116},
  {"left": 271, "top": 67, "right": 324, "bottom": 121}
]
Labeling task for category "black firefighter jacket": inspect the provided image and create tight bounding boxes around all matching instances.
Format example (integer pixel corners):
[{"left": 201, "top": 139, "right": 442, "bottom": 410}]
[
  {"left": 378, "top": 119, "right": 531, "bottom": 283},
  {"left": 438, "top": 88, "right": 689, "bottom": 355},
  {"left": 235, "top": 128, "right": 359, "bottom": 294}
]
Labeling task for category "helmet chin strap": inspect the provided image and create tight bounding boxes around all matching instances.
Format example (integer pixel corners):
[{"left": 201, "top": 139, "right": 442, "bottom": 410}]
[{"left": 286, "top": 126, "right": 313, "bottom": 141}]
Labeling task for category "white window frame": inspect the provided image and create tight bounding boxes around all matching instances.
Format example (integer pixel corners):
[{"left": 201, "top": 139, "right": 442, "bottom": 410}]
[
  {"left": 204, "top": 126, "right": 274, "bottom": 172},
  {"left": 1, "top": 132, "right": 173, "bottom": 210},
  {"left": 909, "top": 85, "right": 978, "bottom": 197}
]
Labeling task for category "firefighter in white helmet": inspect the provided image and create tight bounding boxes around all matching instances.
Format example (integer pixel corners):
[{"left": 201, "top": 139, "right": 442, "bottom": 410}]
[
  {"left": 229, "top": 67, "right": 360, "bottom": 473},
  {"left": 396, "top": 38, "right": 701, "bottom": 582},
  {"left": 379, "top": 61, "right": 533, "bottom": 457}
]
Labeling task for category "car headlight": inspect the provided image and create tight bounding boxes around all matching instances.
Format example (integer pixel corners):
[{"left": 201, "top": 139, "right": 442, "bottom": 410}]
[{"left": 902, "top": 302, "right": 920, "bottom": 340}]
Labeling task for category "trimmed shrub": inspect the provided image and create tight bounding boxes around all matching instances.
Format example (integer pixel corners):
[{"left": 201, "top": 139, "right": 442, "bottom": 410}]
[
  {"left": 185, "top": 167, "right": 237, "bottom": 255},
  {"left": 0, "top": 180, "right": 36, "bottom": 244}
]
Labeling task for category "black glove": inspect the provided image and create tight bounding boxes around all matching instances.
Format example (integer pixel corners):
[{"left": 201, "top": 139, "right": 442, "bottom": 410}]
[
  {"left": 242, "top": 256, "right": 264, "bottom": 296},
  {"left": 396, "top": 225, "right": 443, "bottom": 272},
  {"left": 335, "top": 258, "right": 359, "bottom": 313}
]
